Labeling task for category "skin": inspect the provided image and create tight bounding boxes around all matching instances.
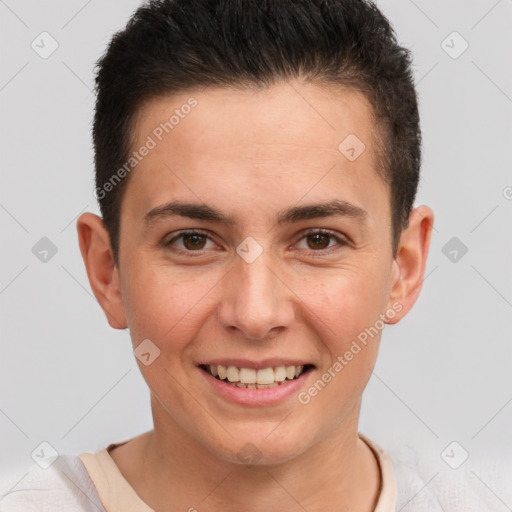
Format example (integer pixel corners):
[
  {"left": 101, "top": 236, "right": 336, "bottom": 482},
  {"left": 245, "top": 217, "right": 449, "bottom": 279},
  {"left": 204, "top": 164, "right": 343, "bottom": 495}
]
[{"left": 77, "top": 80, "right": 433, "bottom": 512}]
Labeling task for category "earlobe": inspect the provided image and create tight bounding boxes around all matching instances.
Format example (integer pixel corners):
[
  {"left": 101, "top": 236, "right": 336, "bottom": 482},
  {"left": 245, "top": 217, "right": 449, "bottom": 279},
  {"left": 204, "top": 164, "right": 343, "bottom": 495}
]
[
  {"left": 385, "top": 205, "right": 434, "bottom": 324},
  {"left": 76, "top": 213, "right": 127, "bottom": 329}
]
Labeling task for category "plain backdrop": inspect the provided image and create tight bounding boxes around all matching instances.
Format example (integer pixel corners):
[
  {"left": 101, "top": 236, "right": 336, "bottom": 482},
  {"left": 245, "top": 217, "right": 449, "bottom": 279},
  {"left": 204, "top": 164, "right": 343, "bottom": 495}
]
[{"left": 1, "top": 0, "right": 511, "bottom": 482}]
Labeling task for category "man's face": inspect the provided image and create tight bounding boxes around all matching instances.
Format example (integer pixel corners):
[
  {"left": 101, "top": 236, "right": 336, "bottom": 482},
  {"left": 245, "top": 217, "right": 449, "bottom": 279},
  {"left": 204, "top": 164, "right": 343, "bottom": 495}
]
[{"left": 116, "top": 82, "right": 398, "bottom": 463}]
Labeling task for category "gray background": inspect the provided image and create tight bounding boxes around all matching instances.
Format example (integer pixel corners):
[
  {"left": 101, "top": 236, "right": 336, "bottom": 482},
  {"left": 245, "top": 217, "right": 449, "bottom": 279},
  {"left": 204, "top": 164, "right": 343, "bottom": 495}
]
[{"left": 1, "top": 0, "right": 511, "bottom": 492}]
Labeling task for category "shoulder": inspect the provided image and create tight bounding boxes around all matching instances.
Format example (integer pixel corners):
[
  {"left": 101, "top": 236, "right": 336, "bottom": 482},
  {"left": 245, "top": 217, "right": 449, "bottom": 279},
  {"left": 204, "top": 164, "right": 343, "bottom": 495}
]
[
  {"left": 0, "top": 455, "right": 104, "bottom": 512},
  {"left": 388, "top": 442, "right": 512, "bottom": 512}
]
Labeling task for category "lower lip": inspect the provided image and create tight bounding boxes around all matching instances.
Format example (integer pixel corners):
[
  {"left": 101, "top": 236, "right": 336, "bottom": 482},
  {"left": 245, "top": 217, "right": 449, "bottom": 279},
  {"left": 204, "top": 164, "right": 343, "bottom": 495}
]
[{"left": 198, "top": 366, "right": 314, "bottom": 406}]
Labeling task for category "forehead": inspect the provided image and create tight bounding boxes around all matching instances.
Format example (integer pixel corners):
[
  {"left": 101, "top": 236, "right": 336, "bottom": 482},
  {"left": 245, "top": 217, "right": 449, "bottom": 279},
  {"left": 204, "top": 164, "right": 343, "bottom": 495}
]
[
  {"left": 123, "top": 81, "right": 388, "bottom": 221},
  {"left": 133, "top": 81, "right": 378, "bottom": 157}
]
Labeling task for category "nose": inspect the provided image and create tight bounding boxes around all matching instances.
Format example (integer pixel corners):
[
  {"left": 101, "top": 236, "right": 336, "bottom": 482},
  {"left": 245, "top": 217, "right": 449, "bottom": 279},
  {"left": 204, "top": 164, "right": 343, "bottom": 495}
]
[{"left": 217, "top": 250, "right": 295, "bottom": 341}]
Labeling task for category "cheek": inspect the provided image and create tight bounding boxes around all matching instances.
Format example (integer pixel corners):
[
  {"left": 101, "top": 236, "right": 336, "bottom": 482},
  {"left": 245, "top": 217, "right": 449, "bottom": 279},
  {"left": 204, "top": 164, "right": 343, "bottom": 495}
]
[
  {"left": 120, "top": 264, "right": 219, "bottom": 399},
  {"left": 298, "top": 267, "right": 388, "bottom": 393},
  {"left": 302, "top": 264, "right": 389, "bottom": 339},
  {"left": 120, "top": 262, "right": 218, "bottom": 350}
]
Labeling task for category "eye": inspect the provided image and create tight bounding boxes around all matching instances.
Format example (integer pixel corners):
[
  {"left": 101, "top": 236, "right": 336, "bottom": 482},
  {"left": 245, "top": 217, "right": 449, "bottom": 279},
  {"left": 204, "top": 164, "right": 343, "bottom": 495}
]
[
  {"left": 164, "top": 230, "right": 216, "bottom": 252},
  {"left": 295, "top": 229, "right": 348, "bottom": 253},
  {"left": 163, "top": 228, "right": 348, "bottom": 256}
]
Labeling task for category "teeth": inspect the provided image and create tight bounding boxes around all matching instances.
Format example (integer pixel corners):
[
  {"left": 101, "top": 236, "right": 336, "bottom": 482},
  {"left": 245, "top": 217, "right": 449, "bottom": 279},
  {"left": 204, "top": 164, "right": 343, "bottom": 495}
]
[
  {"left": 274, "top": 366, "right": 286, "bottom": 382},
  {"left": 205, "top": 363, "right": 309, "bottom": 386},
  {"left": 226, "top": 366, "right": 239, "bottom": 382},
  {"left": 256, "top": 367, "right": 274, "bottom": 385},
  {"left": 218, "top": 364, "right": 227, "bottom": 380},
  {"left": 239, "top": 368, "right": 256, "bottom": 384},
  {"left": 236, "top": 382, "right": 279, "bottom": 389}
]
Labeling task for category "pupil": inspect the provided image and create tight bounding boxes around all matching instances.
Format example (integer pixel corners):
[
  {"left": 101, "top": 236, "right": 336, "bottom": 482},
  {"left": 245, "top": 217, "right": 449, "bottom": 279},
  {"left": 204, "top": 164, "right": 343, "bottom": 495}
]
[
  {"left": 308, "top": 233, "right": 329, "bottom": 250},
  {"left": 184, "top": 234, "right": 206, "bottom": 250}
]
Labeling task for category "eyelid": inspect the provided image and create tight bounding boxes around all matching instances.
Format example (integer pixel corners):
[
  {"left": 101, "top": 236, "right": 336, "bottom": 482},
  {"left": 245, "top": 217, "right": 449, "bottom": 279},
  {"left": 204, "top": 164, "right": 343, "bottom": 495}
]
[
  {"left": 164, "top": 228, "right": 211, "bottom": 243},
  {"left": 163, "top": 229, "right": 217, "bottom": 253},
  {"left": 293, "top": 228, "right": 349, "bottom": 253}
]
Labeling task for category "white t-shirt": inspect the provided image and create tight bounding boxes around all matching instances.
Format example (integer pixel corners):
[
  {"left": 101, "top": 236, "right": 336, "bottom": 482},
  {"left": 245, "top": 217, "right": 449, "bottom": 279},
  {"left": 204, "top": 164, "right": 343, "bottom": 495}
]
[{"left": 1, "top": 434, "right": 510, "bottom": 511}]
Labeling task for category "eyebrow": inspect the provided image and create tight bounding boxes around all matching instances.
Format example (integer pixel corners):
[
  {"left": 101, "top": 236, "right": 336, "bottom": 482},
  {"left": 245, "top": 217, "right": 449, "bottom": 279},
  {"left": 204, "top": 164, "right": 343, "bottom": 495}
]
[{"left": 142, "top": 199, "right": 367, "bottom": 228}]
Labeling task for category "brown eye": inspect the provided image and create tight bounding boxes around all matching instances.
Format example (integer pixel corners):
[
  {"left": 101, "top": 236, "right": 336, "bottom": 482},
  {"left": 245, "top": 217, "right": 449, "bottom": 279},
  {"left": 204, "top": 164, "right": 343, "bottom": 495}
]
[
  {"left": 164, "top": 230, "right": 215, "bottom": 252},
  {"left": 182, "top": 233, "right": 207, "bottom": 250},
  {"left": 295, "top": 229, "right": 347, "bottom": 254},
  {"left": 306, "top": 233, "right": 331, "bottom": 250}
]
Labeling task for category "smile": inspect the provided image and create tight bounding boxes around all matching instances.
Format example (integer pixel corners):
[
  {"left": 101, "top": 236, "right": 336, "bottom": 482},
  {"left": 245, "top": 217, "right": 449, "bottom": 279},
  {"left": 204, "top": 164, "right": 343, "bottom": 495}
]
[{"left": 199, "top": 364, "right": 315, "bottom": 389}]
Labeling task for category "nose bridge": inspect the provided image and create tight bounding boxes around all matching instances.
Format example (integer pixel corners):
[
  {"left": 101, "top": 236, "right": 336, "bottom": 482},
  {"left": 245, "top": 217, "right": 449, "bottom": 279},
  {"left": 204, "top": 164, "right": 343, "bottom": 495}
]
[
  {"left": 240, "top": 253, "right": 277, "bottom": 306},
  {"left": 219, "top": 246, "right": 294, "bottom": 340}
]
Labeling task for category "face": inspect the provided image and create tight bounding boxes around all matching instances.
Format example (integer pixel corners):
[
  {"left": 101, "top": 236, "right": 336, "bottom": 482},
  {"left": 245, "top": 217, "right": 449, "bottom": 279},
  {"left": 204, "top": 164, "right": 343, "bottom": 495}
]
[{"left": 83, "top": 81, "right": 428, "bottom": 465}]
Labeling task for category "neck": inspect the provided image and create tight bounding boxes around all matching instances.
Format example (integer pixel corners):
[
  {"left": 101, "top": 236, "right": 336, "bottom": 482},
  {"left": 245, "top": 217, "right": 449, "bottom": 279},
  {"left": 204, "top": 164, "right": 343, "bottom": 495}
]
[{"left": 111, "top": 398, "right": 381, "bottom": 512}]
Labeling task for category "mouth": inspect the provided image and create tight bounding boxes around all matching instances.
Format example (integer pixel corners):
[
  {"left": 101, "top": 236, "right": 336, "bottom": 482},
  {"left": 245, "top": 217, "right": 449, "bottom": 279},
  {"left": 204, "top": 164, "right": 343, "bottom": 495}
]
[{"left": 198, "top": 363, "right": 315, "bottom": 389}]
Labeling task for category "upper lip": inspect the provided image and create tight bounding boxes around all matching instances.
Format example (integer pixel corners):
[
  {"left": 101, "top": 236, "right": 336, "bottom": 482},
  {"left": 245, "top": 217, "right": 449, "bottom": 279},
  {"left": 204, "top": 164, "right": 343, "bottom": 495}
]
[{"left": 197, "top": 359, "right": 315, "bottom": 371}]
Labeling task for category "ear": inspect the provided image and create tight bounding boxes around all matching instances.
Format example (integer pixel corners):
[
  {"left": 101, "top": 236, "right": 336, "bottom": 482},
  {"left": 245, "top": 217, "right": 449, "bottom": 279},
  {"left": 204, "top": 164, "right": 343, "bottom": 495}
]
[
  {"left": 76, "top": 213, "right": 127, "bottom": 329},
  {"left": 385, "top": 205, "right": 434, "bottom": 324}
]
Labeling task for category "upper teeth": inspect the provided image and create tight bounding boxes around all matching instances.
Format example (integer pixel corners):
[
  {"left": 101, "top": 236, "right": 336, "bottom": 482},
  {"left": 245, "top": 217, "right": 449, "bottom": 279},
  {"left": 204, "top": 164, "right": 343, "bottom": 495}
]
[{"left": 208, "top": 364, "right": 304, "bottom": 384}]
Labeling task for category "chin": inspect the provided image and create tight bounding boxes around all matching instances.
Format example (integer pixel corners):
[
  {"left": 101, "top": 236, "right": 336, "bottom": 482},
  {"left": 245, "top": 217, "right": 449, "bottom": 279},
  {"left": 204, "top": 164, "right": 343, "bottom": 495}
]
[{"left": 209, "top": 428, "right": 312, "bottom": 467}]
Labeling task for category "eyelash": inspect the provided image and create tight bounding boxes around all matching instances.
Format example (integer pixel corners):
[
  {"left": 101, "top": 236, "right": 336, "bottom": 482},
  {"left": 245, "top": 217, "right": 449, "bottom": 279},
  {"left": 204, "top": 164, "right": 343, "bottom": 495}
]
[{"left": 163, "top": 228, "right": 348, "bottom": 257}]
